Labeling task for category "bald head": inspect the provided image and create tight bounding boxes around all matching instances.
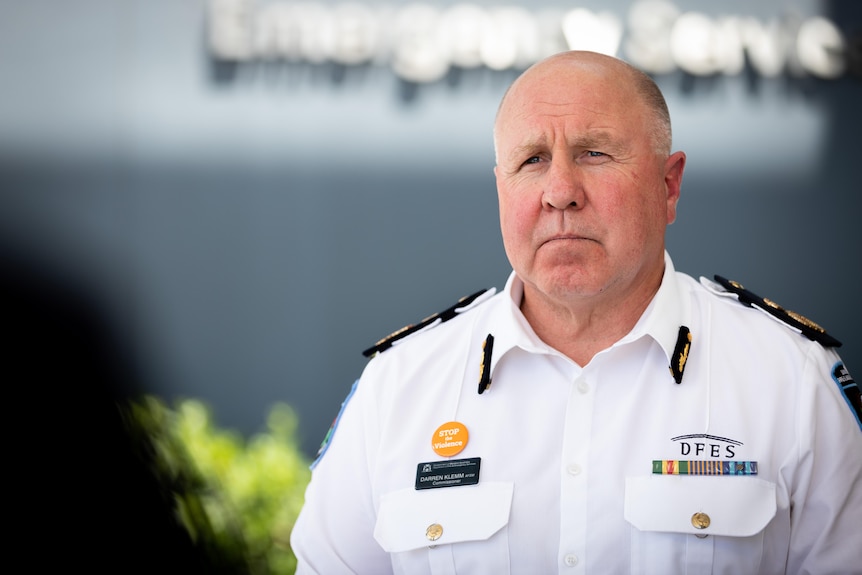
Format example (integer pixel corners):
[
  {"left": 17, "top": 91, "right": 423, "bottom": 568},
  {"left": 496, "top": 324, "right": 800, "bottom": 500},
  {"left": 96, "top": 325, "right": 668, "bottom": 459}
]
[{"left": 494, "top": 51, "right": 672, "bottom": 161}]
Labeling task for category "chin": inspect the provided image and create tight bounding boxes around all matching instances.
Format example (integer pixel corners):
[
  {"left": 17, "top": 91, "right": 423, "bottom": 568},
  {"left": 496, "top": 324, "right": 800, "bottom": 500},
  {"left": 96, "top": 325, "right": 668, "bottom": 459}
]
[{"left": 537, "top": 271, "right": 605, "bottom": 300}]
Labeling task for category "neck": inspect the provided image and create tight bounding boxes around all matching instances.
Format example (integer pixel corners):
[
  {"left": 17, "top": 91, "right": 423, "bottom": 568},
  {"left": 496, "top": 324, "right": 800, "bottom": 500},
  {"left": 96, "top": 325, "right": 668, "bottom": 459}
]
[{"left": 520, "top": 266, "right": 664, "bottom": 366}]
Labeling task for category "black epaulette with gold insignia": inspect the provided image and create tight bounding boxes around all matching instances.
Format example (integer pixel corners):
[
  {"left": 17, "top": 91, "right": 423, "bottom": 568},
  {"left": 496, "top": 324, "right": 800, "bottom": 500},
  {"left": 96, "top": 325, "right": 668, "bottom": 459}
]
[
  {"left": 714, "top": 275, "right": 842, "bottom": 348},
  {"left": 362, "top": 288, "right": 496, "bottom": 358}
]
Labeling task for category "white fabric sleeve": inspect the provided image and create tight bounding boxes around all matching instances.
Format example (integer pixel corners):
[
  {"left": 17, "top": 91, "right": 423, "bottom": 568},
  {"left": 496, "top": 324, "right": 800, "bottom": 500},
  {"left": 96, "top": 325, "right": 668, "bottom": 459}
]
[
  {"left": 290, "top": 368, "right": 393, "bottom": 574},
  {"left": 786, "top": 347, "right": 862, "bottom": 574}
]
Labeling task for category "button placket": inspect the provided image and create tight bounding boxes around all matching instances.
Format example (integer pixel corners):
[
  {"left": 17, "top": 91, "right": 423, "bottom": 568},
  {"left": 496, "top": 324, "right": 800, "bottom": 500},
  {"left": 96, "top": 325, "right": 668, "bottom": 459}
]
[{"left": 559, "top": 371, "right": 591, "bottom": 573}]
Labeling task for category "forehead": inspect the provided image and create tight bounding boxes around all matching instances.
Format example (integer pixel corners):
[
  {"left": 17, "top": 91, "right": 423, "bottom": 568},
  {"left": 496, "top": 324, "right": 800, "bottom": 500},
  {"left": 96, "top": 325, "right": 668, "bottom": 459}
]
[
  {"left": 498, "top": 90, "right": 646, "bottom": 164},
  {"left": 501, "top": 63, "right": 639, "bottom": 132}
]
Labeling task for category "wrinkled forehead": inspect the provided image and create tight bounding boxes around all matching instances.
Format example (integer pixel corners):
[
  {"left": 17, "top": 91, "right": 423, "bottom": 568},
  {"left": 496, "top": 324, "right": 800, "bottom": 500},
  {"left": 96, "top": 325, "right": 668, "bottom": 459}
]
[{"left": 496, "top": 71, "right": 642, "bottom": 148}]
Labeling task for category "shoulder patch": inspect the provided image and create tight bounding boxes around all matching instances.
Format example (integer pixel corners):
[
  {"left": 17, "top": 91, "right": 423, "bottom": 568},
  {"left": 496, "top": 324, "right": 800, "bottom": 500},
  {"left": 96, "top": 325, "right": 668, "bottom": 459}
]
[
  {"left": 832, "top": 362, "right": 862, "bottom": 431},
  {"left": 362, "top": 288, "right": 496, "bottom": 358},
  {"left": 709, "top": 275, "right": 842, "bottom": 348},
  {"left": 311, "top": 378, "right": 359, "bottom": 469}
]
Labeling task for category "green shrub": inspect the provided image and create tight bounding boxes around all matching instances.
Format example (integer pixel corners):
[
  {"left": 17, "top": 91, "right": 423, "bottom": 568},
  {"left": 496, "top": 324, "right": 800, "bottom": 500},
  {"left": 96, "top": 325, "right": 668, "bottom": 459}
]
[{"left": 126, "top": 397, "right": 311, "bottom": 574}]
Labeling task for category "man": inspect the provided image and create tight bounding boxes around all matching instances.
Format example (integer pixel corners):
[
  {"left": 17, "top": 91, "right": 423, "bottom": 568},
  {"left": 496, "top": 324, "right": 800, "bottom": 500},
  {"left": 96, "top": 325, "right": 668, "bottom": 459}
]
[{"left": 291, "top": 51, "right": 862, "bottom": 574}]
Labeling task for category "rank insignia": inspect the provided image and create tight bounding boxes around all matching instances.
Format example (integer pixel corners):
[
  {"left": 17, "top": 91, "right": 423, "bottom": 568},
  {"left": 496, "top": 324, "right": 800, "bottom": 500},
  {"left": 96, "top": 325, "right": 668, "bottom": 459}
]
[
  {"left": 362, "top": 288, "right": 495, "bottom": 357},
  {"left": 478, "top": 333, "right": 494, "bottom": 394},
  {"left": 669, "top": 326, "right": 691, "bottom": 384},
  {"left": 652, "top": 460, "right": 758, "bottom": 476},
  {"left": 713, "top": 275, "right": 841, "bottom": 348}
]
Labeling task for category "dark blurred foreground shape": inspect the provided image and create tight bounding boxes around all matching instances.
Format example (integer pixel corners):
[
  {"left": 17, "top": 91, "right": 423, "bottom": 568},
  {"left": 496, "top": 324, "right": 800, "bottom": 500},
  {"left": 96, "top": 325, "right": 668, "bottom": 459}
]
[
  {"left": 2, "top": 246, "right": 232, "bottom": 573},
  {"left": 3, "top": 243, "right": 310, "bottom": 573}
]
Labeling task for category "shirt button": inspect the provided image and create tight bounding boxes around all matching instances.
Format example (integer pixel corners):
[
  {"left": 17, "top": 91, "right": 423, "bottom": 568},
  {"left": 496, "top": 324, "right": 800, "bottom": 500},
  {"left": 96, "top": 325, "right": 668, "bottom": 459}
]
[
  {"left": 564, "top": 554, "right": 579, "bottom": 567},
  {"left": 577, "top": 380, "right": 590, "bottom": 394},
  {"left": 567, "top": 463, "right": 582, "bottom": 476}
]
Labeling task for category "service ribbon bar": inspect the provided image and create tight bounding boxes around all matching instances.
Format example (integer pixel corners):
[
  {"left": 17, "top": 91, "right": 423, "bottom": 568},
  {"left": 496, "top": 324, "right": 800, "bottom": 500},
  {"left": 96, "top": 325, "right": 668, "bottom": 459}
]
[{"left": 652, "top": 460, "right": 758, "bottom": 476}]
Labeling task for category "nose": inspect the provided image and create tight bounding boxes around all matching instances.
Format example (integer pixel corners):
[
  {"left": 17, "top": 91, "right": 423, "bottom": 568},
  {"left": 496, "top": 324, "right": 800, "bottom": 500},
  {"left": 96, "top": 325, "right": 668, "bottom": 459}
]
[{"left": 542, "top": 157, "right": 585, "bottom": 211}]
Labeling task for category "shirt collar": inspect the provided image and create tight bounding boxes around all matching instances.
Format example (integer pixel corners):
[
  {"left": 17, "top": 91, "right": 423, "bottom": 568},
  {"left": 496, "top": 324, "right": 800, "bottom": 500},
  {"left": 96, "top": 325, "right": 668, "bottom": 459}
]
[
  {"left": 486, "top": 251, "right": 689, "bottom": 374},
  {"left": 617, "top": 251, "right": 689, "bottom": 365}
]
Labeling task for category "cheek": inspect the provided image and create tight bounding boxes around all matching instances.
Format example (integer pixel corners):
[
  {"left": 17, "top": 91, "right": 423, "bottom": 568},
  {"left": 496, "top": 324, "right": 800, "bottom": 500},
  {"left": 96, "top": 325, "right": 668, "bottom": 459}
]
[
  {"left": 499, "top": 193, "right": 532, "bottom": 238},
  {"left": 498, "top": 189, "right": 536, "bottom": 258},
  {"left": 606, "top": 172, "right": 665, "bottom": 225}
]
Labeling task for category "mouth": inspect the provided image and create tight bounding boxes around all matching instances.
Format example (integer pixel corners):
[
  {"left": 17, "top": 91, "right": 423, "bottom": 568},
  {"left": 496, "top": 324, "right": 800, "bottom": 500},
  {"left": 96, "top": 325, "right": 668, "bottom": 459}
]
[{"left": 541, "top": 234, "right": 594, "bottom": 246}]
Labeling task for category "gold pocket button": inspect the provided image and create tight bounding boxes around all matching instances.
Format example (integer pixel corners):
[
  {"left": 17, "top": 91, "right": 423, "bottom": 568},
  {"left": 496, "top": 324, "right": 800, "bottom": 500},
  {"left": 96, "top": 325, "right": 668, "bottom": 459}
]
[
  {"left": 426, "top": 523, "right": 443, "bottom": 541},
  {"left": 691, "top": 512, "right": 711, "bottom": 530}
]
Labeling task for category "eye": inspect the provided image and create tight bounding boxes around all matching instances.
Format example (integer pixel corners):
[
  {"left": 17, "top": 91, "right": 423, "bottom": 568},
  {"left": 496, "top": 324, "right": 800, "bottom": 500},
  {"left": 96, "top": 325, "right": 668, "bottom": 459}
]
[
  {"left": 523, "top": 156, "right": 541, "bottom": 165},
  {"left": 580, "top": 150, "right": 611, "bottom": 164}
]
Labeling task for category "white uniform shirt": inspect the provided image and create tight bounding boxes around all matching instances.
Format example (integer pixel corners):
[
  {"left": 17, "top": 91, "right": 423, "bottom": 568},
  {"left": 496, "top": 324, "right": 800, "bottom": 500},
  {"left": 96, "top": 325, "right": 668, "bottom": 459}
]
[{"left": 291, "top": 254, "right": 862, "bottom": 574}]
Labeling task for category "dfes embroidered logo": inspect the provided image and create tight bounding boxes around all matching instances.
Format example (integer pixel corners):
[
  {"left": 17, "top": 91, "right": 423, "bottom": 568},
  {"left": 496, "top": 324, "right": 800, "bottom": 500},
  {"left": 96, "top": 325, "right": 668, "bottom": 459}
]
[{"left": 672, "top": 434, "right": 742, "bottom": 458}]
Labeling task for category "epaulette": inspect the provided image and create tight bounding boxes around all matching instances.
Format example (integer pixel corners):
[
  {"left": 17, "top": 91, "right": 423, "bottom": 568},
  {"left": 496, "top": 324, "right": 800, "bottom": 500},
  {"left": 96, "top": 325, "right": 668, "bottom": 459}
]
[
  {"left": 362, "top": 288, "right": 496, "bottom": 358},
  {"left": 712, "top": 275, "right": 842, "bottom": 348}
]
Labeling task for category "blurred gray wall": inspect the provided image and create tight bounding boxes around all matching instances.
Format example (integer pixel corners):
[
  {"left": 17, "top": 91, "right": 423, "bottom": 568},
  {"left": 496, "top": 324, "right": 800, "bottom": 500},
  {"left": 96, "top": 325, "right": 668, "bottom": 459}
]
[{"left": 1, "top": 0, "right": 860, "bottom": 456}]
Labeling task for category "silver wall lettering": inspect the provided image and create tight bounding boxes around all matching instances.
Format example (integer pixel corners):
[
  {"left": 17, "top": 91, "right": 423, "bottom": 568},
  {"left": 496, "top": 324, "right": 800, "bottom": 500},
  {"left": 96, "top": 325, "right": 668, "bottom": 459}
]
[{"left": 207, "top": 0, "right": 852, "bottom": 81}]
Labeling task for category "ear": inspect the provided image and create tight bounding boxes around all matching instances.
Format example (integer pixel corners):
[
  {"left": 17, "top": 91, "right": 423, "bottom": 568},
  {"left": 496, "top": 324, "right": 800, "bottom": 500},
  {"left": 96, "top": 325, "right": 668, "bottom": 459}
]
[{"left": 664, "top": 151, "right": 686, "bottom": 224}]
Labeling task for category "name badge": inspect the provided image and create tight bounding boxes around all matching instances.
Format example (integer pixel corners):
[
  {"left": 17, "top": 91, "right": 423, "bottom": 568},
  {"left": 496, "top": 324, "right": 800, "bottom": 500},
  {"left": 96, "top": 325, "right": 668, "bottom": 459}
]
[{"left": 415, "top": 457, "right": 481, "bottom": 490}]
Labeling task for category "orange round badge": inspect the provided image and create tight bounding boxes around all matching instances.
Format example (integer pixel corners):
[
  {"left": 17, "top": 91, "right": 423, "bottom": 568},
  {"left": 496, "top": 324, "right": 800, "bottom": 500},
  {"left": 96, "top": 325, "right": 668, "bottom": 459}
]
[{"left": 431, "top": 421, "right": 469, "bottom": 457}]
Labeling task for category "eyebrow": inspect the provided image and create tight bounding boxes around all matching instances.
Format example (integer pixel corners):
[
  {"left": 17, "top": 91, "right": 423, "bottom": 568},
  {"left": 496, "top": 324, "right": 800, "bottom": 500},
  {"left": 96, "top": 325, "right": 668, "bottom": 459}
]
[{"left": 571, "top": 131, "right": 618, "bottom": 150}]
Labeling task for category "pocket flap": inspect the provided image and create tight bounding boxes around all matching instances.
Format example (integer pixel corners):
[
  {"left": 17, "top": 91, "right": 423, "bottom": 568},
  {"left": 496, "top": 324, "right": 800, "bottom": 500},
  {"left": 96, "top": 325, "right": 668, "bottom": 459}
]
[
  {"left": 625, "top": 475, "right": 776, "bottom": 537},
  {"left": 374, "top": 482, "right": 513, "bottom": 552}
]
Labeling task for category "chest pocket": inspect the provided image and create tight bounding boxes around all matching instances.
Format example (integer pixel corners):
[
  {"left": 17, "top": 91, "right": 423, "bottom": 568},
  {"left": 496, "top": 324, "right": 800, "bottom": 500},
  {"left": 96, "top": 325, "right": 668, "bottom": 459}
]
[
  {"left": 374, "top": 482, "right": 513, "bottom": 575},
  {"left": 624, "top": 475, "right": 776, "bottom": 575}
]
